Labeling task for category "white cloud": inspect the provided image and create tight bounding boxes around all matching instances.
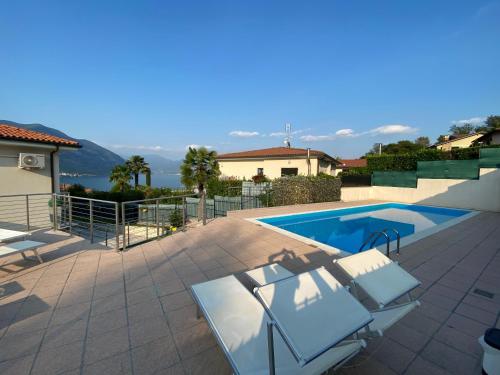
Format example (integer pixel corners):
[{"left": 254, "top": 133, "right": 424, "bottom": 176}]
[
  {"left": 367, "top": 125, "right": 417, "bottom": 135},
  {"left": 109, "top": 144, "right": 168, "bottom": 151},
  {"left": 451, "top": 117, "right": 486, "bottom": 126},
  {"left": 229, "top": 130, "right": 259, "bottom": 137},
  {"left": 269, "top": 129, "right": 308, "bottom": 137},
  {"left": 186, "top": 144, "right": 213, "bottom": 150},
  {"left": 300, "top": 134, "right": 336, "bottom": 142},
  {"left": 335, "top": 129, "right": 355, "bottom": 137}
]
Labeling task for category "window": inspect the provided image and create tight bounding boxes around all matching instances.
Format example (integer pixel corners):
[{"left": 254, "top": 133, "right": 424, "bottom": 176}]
[
  {"left": 257, "top": 168, "right": 264, "bottom": 176},
  {"left": 281, "top": 168, "right": 298, "bottom": 176}
]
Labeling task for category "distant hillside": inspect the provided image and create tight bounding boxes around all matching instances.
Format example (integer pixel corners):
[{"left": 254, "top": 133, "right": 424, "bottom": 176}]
[
  {"left": 140, "top": 154, "right": 181, "bottom": 174},
  {"left": 1, "top": 120, "right": 124, "bottom": 175}
]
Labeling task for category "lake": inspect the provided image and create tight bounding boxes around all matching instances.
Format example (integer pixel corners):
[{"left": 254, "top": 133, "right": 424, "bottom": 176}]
[{"left": 61, "top": 173, "right": 183, "bottom": 191}]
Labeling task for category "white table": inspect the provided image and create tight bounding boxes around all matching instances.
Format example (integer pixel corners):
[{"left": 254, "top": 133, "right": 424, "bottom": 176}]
[
  {"left": 255, "top": 267, "right": 373, "bottom": 365},
  {"left": 0, "top": 229, "right": 28, "bottom": 243}
]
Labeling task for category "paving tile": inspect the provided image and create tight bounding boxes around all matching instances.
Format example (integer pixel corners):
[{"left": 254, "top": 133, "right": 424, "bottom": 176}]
[
  {"left": 50, "top": 301, "right": 90, "bottom": 327},
  {"left": 416, "top": 300, "right": 451, "bottom": 323},
  {"left": 41, "top": 318, "right": 87, "bottom": 349},
  {"left": 434, "top": 324, "right": 483, "bottom": 358},
  {"left": 385, "top": 322, "right": 430, "bottom": 352},
  {"left": 32, "top": 339, "right": 83, "bottom": 375},
  {"left": 87, "top": 307, "right": 127, "bottom": 338},
  {"left": 91, "top": 293, "right": 126, "bottom": 316},
  {"left": 181, "top": 346, "right": 231, "bottom": 375},
  {"left": 131, "top": 335, "right": 180, "bottom": 375},
  {"left": 154, "top": 278, "right": 186, "bottom": 297},
  {"left": 463, "top": 293, "right": 500, "bottom": 314},
  {"left": 84, "top": 326, "right": 129, "bottom": 365},
  {"left": 455, "top": 302, "right": 498, "bottom": 326},
  {"left": 0, "top": 329, "right": 44, "bottom": 361},
  {"left": 372, "top": 337, "right": 416, "bottom": 373},
  {"left": 5, "top": 311, "right": 53, "bottom": 335},
  {"left": 58, "top": 287, "right": 94, "bottom": 308},
  {"left": 421, "top": 290, "right": 460, "bottom": 311},
  {"left": 127, "top": 299, "right": 164, "bottom": 325},
  {"left": 400, "top": 310, "right": 442, "bottom": 336},
  {"left": 0, "top": 353, "right": 36, "bottom": 375},
  {"left": 129, "top": 316, "right": 170, "bottom": 348},
  {"left": 160, "top": 290, "right": 194, "bottom": 312},
  {"left": 126, "top": 286, "right": 158, "bottom": 306},
  {"left": 445, "top": 313, "right": 490, "bottom": 338},
  {"left": 92, "top": 281, "right": 124, "bottom": 300},
  {"left": 154, "top": 363, "right": 185, "bottom": 375},
  {"left": 173, "top": 321, "right": 216, "bottom": 360},
  {"left": 421, "top": 339, "right": 479, "bottom": 375},
  {"left": 82, "top": 351, "right": 132, "bottom": 375},
  {"left": 405, "top": 356, "right": 450, "bottom": 375},
  {"left": 167, "top": 304, "right": 202, "bottom": 333}
]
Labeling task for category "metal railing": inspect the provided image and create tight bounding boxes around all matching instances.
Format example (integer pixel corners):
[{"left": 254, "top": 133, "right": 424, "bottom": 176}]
[
  {"left": 359, "top": 228, "right": 401, "bottom": 257},
  {"left": 121, "top": 194, "right": 199, "bottom": 250},
  {"left": 52, "top": 194, "right": 120, "bottom": 249},
  {"left": 0, "top": 193, "right": 61, "bottom": 232}
]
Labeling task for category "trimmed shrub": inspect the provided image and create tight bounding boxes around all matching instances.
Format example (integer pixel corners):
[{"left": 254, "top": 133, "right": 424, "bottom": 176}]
[
  {"left": 270, "top": 175, "right": 341, "bottom": 206},
  {"left": 206, "top": 177, "right": 243, "bottom": 198},
  {"left": 168, "top": 209, "right": 183, "bottom": 228}
]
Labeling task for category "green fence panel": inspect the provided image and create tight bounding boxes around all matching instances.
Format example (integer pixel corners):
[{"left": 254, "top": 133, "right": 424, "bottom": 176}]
[
  {"left": 479, "top": 148, "right": 500, "bottom": 168},
  {"left": 417, "top": 159, "right": 479, "bottom": 180},
  {"left": 372, "top": 171, "right": 417, "bottom": 188}
]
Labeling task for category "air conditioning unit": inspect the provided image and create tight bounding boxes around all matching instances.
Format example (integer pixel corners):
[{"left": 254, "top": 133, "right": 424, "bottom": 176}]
[{"left": 18, "top": 153, "right": 46, "bottom": 169}]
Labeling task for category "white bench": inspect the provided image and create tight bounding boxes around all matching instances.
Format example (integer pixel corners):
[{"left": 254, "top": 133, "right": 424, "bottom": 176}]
[{"left": 0, "top": 240, "right": 45, "bottom": 264}]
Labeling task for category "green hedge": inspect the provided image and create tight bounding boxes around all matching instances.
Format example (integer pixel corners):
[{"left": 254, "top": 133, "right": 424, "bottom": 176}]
[
  {"left": 372, "top": 171, "right": 418, "bottom": 188},
  {"left": 366, "top": 146, "right": 500, "bottom": 172},
  {"left": 479, "top": 148, "right": 500, "bottom": 168},
  {"left": 206, "top": 177, "right": 243, "bottom": 198},
  {"left": 269, "top": 175, "right": 341, "bottom": 206}
]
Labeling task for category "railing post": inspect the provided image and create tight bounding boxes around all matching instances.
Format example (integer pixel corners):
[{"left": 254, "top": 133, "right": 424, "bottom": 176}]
[
  {"left": 89, "top": 200, "right": 94, "bottom": 243},
  {"left": 202, "top": 192, "right": 207, "bottom": 225},
  {"left": 52, "top": 194, "right": 57, "bottom": 231},
  {"left": 115, "top": 202, "right": 120, "bottom": 251},
  {"left": 68, "top": 196, "right": 73, "bottom": 235},
  {"left": 182, "top": 196, "right": 186, "bottom": 231},
  {"left": 121, "top": 202, "right": 127, "bottom": 250},
  {"left": 156, "top": 199, "right": 160, "bottom": 239},
  {"left": 267, "top": 322, "right": 276, "bottom": 375},
  {"left": 25, "top": 195, "right": 30, "bottom": 232}
]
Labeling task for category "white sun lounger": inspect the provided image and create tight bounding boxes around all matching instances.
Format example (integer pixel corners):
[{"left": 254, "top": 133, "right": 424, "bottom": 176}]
[
  {"left": 0, "top": 240, "right": 45, "bottom": 264},
  {"left": 334, "top": 249, "right": 421, "bottom": 336},
  {"left": 245, "top": 263, "right": 294, "bottom": 288},
  {"left": 191, "top": 273, "right": 370, "bottom": 374}
]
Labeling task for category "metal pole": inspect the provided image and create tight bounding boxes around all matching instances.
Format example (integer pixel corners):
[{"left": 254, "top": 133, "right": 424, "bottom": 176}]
[
  {"left": 52, "top": 194, "right": 57, "bottom": 231},
  {"left": 115, "top": 202, "right": 120, "bottom": 251},
  {"left": 68, "top": 196, "right": 72, "bottom": 235},
  {"left": 267, "top": 322, "right": 276, "bottom": 375},
  {"left": 156, "top": 199, "right": 160, "bottom": 238},
  {"left": 25, "top": 195, "right": 30, "bottom": 232},
  {"left": 182, "top": 196, "right": 186, "bottom": 230},
  {"left": 202, "top": 191, "right": 207, "bottom": 225},
  {"left": 121, "top": 202, "right": 127, "bottom": 250},
  {"left": 89, "top": 200, "right": 94, "bottom": 243}
]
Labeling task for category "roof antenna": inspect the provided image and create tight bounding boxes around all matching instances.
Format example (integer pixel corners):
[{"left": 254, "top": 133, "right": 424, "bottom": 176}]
[{"left": 283, "top": 123, "right": 291, "bottom": 148}]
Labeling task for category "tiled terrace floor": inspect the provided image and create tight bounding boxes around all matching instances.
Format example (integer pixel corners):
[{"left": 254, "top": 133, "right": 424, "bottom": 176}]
[{"left": 0, "top": 200, "right": 499, "bottom": 374}]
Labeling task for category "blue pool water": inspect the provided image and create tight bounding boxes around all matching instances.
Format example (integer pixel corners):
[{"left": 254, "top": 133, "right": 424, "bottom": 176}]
[{"left": 257, "top": 203, "right": 470, "bottom": 254}]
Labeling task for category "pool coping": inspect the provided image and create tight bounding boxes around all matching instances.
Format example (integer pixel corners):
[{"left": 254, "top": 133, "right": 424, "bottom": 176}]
[{"left": 246, "top": 202, "right": 480, "bottom": 257}]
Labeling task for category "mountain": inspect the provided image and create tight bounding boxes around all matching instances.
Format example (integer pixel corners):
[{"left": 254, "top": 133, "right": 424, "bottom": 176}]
[
  {"left": 0, "top": 120, "right": 125, "bottom": 175},
  {"left": 141, "top": 154, "right": 181, "bottom": 174}
]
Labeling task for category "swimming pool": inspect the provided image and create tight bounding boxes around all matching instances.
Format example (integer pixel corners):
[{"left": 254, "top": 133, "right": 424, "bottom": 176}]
[{"left": 254, "top": 203, "right": 476, "bottom": 255}]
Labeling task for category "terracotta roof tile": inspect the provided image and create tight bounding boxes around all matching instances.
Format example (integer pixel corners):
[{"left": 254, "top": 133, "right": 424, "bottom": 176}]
[
  {"left": 0, "top": 124, "right": 80, "bottom": 147},
  {"left": 340, "top": 159, "right": 367, "bottom": 168},
  {"left": 217, "top": 147, "right": 336, "bottom": 161}
]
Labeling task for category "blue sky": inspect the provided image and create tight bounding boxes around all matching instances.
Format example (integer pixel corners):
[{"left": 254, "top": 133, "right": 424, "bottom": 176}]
[{"left": 1, "top": 1, "right": 499, "bottom": 159}]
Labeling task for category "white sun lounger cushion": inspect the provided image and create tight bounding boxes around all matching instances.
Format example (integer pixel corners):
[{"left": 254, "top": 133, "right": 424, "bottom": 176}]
[
  {"left": 255, "top": 267, "right": 373, "bottom": 365},
  {"left": 191, "top": 275, "right": 366, "bottom": 375},
  {"left": 335, "top": 249, "right": 421, "bottom": 306},
  {"left": 245, "top": 263, "right": 294, "bottom": 287}
]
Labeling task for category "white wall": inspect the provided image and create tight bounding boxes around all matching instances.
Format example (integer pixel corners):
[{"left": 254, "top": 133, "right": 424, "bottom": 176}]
[
  {"left": 341, "top": 168, "right": 500, "bottom": 212},
  {"left": 219, "top": 158, "right": 321, "bottom": 179},
  {"left": 0, "top": 144, "right": 56, "bottom": 195}
]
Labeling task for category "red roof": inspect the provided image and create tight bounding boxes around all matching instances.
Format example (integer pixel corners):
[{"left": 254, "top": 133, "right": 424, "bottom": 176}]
[
  {"left": 217, "top": 147, "right": 337, "bottom": 161},
  {"left": 0, "top": 124, "right": 80, "bottom": 148},
  {"left": 340, "top": 159, "right": 367, "bottom": 168}
]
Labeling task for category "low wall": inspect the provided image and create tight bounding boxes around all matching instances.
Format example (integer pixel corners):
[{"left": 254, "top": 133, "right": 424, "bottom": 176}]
[{"left": 341, "top": 168, "right": 500, "bottom": 212}]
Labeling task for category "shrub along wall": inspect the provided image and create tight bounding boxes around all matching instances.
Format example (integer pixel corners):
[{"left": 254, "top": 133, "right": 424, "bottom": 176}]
[{"left": 270, "top": 175, "right": 341, "bottom": 206}]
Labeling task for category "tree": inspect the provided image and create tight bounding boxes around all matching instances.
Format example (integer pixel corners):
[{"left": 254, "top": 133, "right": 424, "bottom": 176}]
[
  {"left": 126, "top": 155, "right": 150, "bottom": 189},
  {"left": 109, "top": 165, "right": 132, "bottom": 192},
  {"left": 485, "top": 115, "right": 500, "bottom": 129},
  {"left": 449, "top": 123, "right": 475, "bottom": 135},
  {"left": 436, "top": 135, "right": 447, "bottom": 143},
  {"left": 414, "top": 136, "right": 430, "bottom": 148},
  {"left": 180, "top": 147, "right": 220, "bottom": 221}
]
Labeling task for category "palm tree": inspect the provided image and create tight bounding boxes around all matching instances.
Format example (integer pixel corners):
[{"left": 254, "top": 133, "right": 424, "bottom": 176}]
[
  {"left": 180, "top": 147, "right": 219, "bottom": 221},
  {"left": 109, "top": 165, "right": 132, "bottom": 192},
  {"left": 126, "top": 155, "right": 150, "bottom": 189}
]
